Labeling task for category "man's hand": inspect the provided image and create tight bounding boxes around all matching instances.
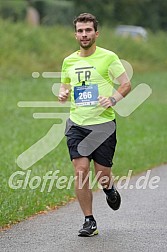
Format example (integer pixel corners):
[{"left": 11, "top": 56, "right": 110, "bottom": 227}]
[
  {"left": 98, "top": 96, "right": 113, "bottom": 108},
  {"left": 58, "top": 89, "right": 69, "bottom": 102},
  {"left": 99, "top": 73, "right": 131, "bottom": 108}
]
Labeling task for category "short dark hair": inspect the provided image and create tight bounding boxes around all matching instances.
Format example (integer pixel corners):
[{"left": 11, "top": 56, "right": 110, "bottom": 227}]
[{"left": 73, "top": 13, "right": 98, "bottom": 32}]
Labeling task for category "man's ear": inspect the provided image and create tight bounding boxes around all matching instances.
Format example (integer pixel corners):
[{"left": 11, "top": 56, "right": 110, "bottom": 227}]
[
  {"left": 96, "top": 31, "right": 99, "bottom": 38},
  {"left": 75, "top": 32, "right": 77, "bottom": 39}
]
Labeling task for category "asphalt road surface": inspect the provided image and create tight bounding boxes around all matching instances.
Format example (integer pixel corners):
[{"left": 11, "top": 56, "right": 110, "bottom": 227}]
[{"left": 1, "top": 165, "right": 167, "bottom": 252}]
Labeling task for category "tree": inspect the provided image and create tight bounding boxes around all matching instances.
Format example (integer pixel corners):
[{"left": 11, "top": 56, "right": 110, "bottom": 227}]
[
  {"left": 73, "top": 0, "right": 115, "bottom": 26},
  {"left": 0, "top": 0, "right": 27, "bottom": 22}
]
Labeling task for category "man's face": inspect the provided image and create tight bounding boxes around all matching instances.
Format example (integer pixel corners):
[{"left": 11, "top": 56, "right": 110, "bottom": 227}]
[{"left": 75, "top": 22, "right": 99, "bottom": 49}]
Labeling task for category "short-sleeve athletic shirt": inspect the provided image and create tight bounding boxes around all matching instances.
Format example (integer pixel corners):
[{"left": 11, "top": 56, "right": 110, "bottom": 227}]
[{"left": 61, "top": 46, "right": 125, "bottom": 126}]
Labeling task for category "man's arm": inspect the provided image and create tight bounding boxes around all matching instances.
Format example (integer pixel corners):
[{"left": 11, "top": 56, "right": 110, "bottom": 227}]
[
  {"left": 58, "top": 83, "right": 71, "bottom": 102},
  {"left": 99, "top": 72, "right": 131, "bottom": 108}
]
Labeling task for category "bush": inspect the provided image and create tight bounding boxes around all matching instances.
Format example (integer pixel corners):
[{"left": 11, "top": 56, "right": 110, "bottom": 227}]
[{"left": 41, "top": 1, "right": 75, "bottom": 26}]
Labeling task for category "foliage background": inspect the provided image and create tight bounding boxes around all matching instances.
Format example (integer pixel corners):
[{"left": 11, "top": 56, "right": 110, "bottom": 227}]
[{"left": 0, "top": 0, "right": 167, "bottom": 30}]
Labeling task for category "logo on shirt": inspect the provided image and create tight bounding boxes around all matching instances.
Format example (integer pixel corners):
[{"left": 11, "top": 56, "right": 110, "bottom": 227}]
[{"left": 75, "top": 66, "right": 94, "bottom": 82}]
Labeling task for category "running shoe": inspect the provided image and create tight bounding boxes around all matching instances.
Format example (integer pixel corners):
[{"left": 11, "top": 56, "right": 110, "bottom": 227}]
[
  {"left": 106, "top": 186, "right": 121, "bottom": 210},
  {"left": 78, "top": 219, "right": 98, "bottom": 237}
]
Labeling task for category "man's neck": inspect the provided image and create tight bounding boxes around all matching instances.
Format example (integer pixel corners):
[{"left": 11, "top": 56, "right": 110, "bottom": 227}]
[{"left": 79, "top": 44, "right": 96, "bottom": 57}]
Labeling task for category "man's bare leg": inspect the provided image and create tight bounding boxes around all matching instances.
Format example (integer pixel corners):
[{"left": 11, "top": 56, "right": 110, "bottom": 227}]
[
  {"left": 94, "top": 161, "right": 113, "bottom": 188},
  {"left": 94, "top": 161, "right": 121, "bottom": 210},
  {"left": 72, "top": 157, "right": 93, "bottom": 216}
]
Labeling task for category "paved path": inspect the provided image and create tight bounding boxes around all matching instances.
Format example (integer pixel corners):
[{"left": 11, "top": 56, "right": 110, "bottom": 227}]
[{"left": 1, "top": 165, "right": 167, "bottom": 252}]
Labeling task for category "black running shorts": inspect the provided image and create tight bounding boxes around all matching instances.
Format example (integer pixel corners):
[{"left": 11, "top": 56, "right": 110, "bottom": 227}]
[{"left": 65, "top": 119, "right": 117, "bottom": 167}]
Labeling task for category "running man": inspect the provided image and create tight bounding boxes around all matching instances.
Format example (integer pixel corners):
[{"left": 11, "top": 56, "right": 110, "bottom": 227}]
[{"left": 59, "top": 13, "right": 131, "bottom": 237}]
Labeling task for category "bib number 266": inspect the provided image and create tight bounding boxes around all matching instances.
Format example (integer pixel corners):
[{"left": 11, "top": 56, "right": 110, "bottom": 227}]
[
  {"left": 79, "top": 91, "right": 92, "bottom": 100},
  {"left": 74, "top": 84, "right": 99, "bottom": 106}
]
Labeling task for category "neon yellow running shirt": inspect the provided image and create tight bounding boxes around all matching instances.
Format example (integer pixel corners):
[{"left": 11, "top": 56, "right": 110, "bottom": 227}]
[{"left": 61, "top": 46, "right": 125, "bottom": 126}]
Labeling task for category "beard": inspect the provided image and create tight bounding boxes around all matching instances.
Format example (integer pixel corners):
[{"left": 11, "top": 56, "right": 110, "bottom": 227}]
[{"left": 80, "top": 37, "right": 96, "bottom": 49}]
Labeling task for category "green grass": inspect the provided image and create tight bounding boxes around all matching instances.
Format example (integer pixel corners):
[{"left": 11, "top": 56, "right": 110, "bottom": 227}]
[
  {"left": 114, "top": 71, "right": 167, "bottom": 176},
  {"left": 0, "top": 20, "right": 167, "bottom": 228}
]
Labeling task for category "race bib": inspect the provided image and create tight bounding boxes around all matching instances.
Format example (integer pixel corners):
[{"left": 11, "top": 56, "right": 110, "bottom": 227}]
[{"left": 74, "top": 84, "right": 99, "bottom": 106}]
